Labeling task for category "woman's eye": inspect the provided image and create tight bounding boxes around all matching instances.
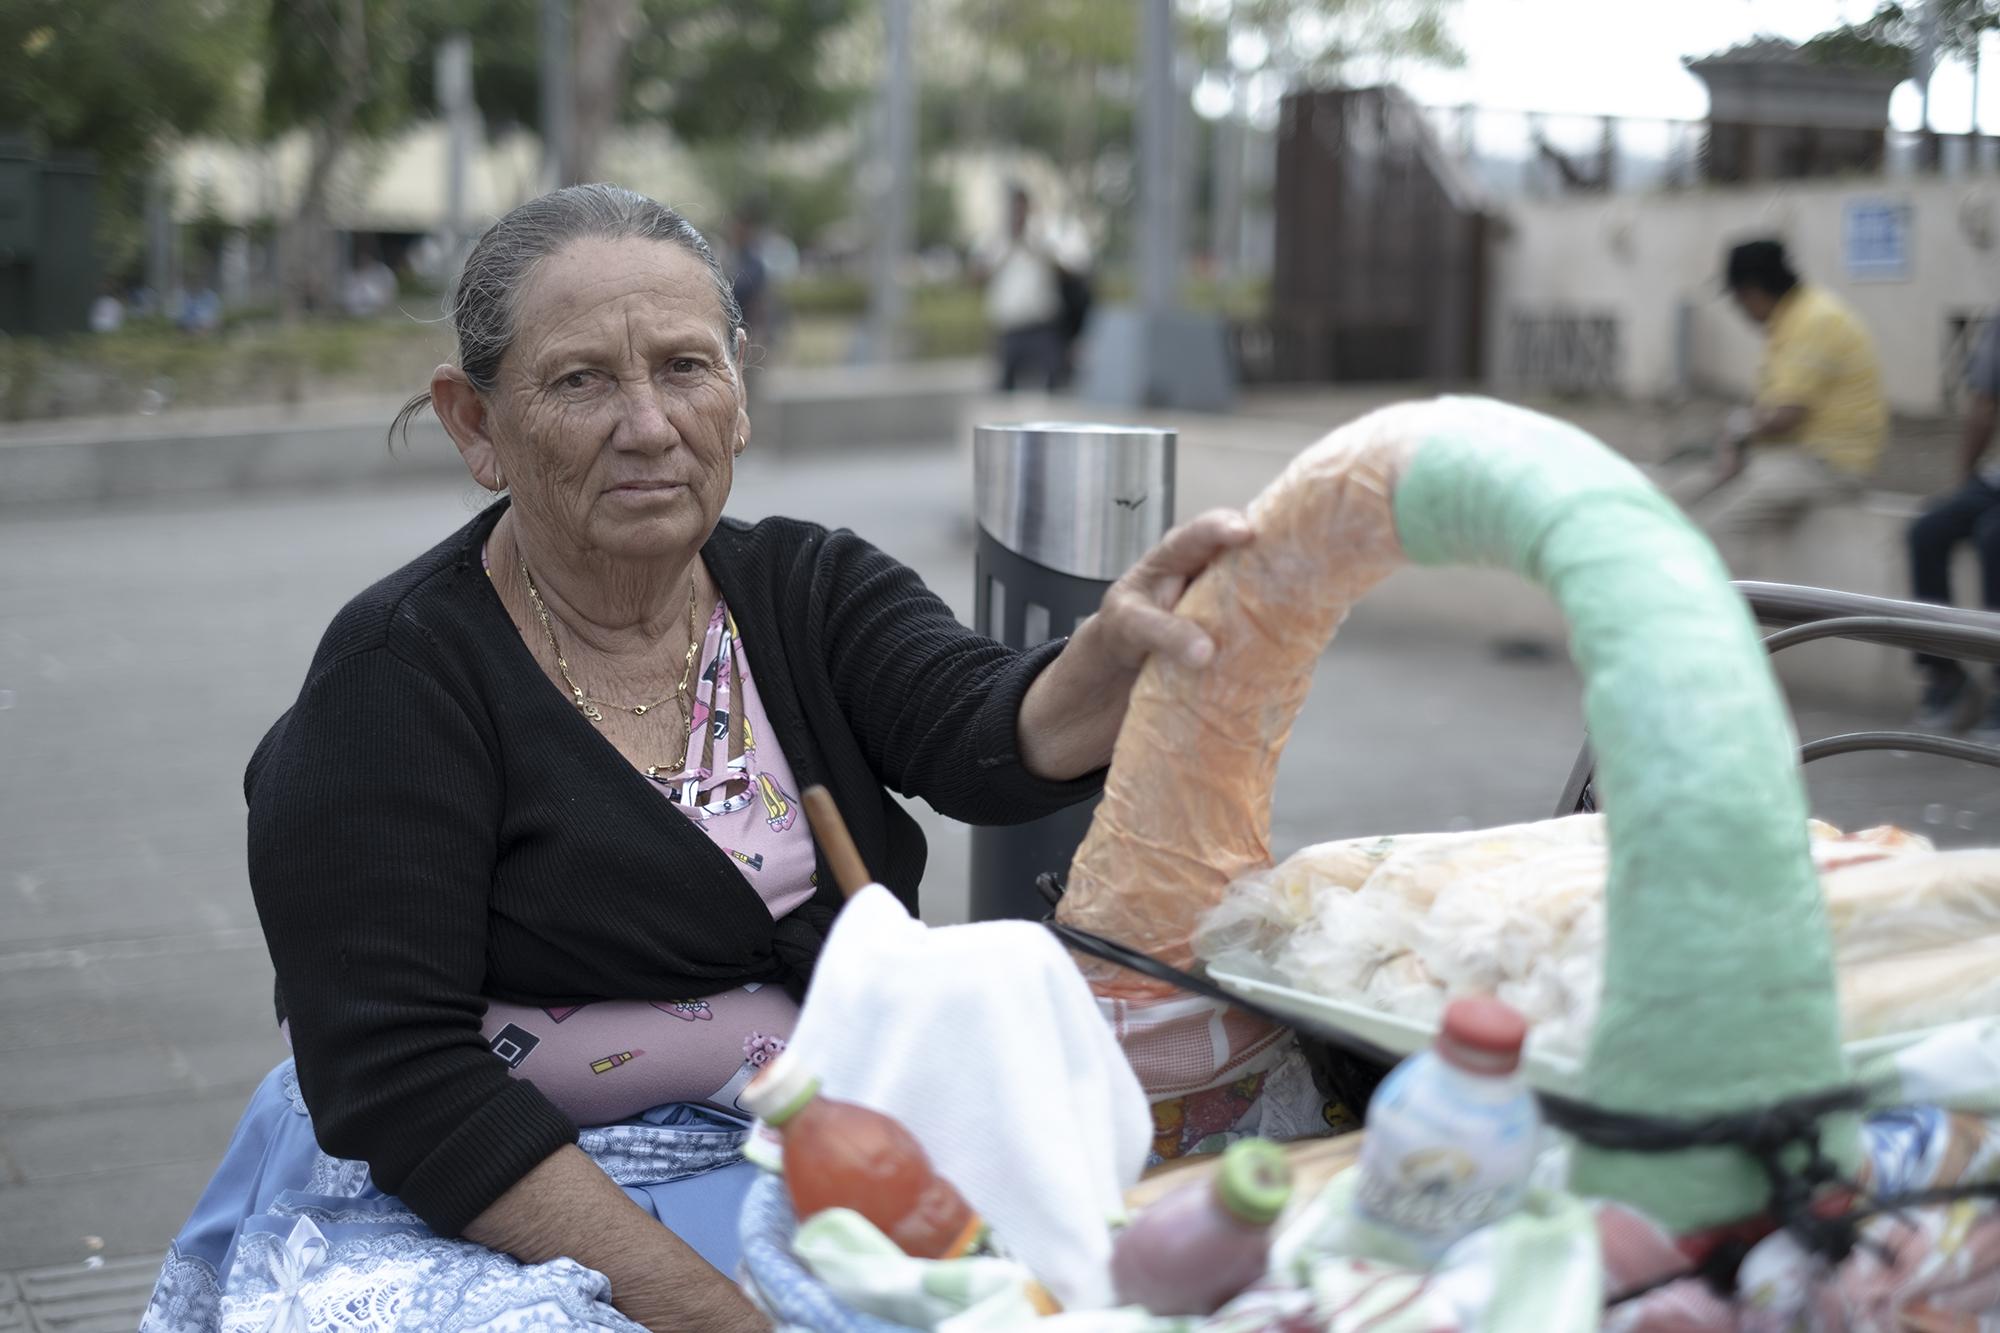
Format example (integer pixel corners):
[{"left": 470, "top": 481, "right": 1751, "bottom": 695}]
[
  {"left": 557, "top": 371, "right": 593, "bottom": 391},
  {"left": 667, "top": 357, "right": 703, "bottom": 375}
]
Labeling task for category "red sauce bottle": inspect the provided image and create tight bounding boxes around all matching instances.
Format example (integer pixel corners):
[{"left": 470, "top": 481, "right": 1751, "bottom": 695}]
[{"left": 742, "top": 1050, "right": 986, "bottom": 1260}]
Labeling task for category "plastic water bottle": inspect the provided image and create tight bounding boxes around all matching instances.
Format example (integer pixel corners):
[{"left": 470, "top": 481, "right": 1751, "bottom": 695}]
[{"left": 1349, "top": 996, "right": 1539, "bottom": 1266}]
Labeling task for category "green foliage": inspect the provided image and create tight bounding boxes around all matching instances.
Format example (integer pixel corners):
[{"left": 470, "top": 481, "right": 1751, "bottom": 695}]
[
  {"left": 783, "top": 272, "right": 871, "bottom": 315},
  {"left": 1806, "top": 1, "right": 2000, "bottom": 70},
  {"left": 920, "top": 80, "right": 1135, "bottom": 183},
  {"left": 261, "top": 0, "right": 417, "bottom": 140},
  {"left": 1800, "top": 26, "right": 1912, "bottom": 72},
  {"left": 906, "top": 281, "right": 987, "bottom": 357},
  {"left": 970, "top": 0, "right": 1138, "bottom": 69},
  {"left": 694, "top": 151, "right": 858, "bottom": 252},
  {"left": 914, "top": 172, "right": 959, "bottom": 251},
  {"left": 0, "top": 316, "right": 450, "bottom": 420},
  {"left": 777, "top": 280, "right": 985, "bottom": 360},
  {"left": 0, "top": 0, "right": 263, "bottom": 173},
  {"left": 255, "top": 0, "right": 860, "bottom": 165},
  {"left": 403, "top": 0, "right": 545, "bottom": 132},
  {"left": 0, "top": 0, "right": 264, "bottom": 284},
  {"left": 1191, "top": 0, "right": 1464, "bottom": 76},
  {"left": 630, "top": 0, "right": 863, "bottom": 144}
]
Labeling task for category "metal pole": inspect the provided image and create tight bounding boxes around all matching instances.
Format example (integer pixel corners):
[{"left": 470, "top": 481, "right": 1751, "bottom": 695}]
[
  {"left": 1918, "top": 0, "right": 1940, "bottom": 135},
  {"left": 540, "top": 0, "right": 574, "bottom": 190},
  {"left": 1212, "top": 102, "right": 1241, "bottom": 279},
  {"left": 438, "top": 33, "right": 474, "bottom": 258},
  {"left": 1975, "top": 34, "right": 1984, "bottom": 134},
  {"left": 860, "top": 0, "right": 915, "bottom": 362},
  {"left": 1974, "top": 34, "right": 1986, "bottom": 168},
  {"left": 1137, "top": 0, "right": 1176, "bottom": 319}
]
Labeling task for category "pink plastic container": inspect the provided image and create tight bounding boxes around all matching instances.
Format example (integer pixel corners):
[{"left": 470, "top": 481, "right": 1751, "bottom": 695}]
[{"left": 1109, "top": 1137, "right": 1293, "bottom": 1316}]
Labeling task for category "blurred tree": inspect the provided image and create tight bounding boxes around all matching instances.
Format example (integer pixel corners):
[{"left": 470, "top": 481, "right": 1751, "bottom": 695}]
[
  {"left": 1181, "top": 0, "right": 1462, "bottom": 79},
  {"left": 914, "top": 171, "right": 959, "bottom": 252},
  {"left": 694, "top": 151, "right": 857, "bottom": 253},
  {"left": 1805, "top": 0, "right": 2000, "bottom": 68},
  {"left": 252, "top": 0, "right": 857, "bottom": 305},
  {"left": 401, "top": 0, "right": 864, "bottom": 184},
  {"left": 1806, "top": 0, "right": 1999, "bottom": 139},
  {"left": 0, "top": 0, "right": 263, "bottom": 276},
  {"left": 568, "top": 0, "right": 638, "bottom": 185},
  {"left": 628, "top": 0, "right": 862, "bottom": 144},
  {"left": 263, "top": 0, "right": 418, "bottom": 313},
  {"left": 403, "top": 1, "right": 544, "bottom": 132},
  {"left": 938, "top": 0, "right": 1458, "bottom": 253}
]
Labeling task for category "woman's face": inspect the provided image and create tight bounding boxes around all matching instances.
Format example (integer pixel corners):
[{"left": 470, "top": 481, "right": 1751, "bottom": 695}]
[{"left": 489, "top": 236, "right": 747, "bottom": 562}]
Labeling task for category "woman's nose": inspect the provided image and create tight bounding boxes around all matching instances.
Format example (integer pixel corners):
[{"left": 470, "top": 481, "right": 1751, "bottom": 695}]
[{"left": 616, "top": 380, "right": 679, "bottom": 452}]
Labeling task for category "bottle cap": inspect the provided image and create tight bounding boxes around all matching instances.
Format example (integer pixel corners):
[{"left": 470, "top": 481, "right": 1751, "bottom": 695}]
[
  {"left": 1214, "top": 1138, "right": 1293, "bottom": 1225},
  {"left": 1437, "top": 996, "right": 1528, "bottom": 1076},
  {"left": 738, "top": 1048, "right": 821, "bottom": 1126}
]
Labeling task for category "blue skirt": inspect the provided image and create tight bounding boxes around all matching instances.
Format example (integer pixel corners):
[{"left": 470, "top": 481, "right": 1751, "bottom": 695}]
[{"left": 142, "top": 1061, "right": 760, "bottom": 1331}]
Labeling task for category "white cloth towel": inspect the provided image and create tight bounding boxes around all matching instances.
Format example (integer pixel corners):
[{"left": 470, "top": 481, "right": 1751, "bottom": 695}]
[{"left": 769, "top": 885, "right": 1153, "bottom": 1311}]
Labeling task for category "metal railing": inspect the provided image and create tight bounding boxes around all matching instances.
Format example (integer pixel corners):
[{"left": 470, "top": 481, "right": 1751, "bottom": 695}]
[
  {"left": 1558, "top": 582, "right": 2000, "bottom": 816},
  {"left": 1414, "top": 103, "right": 2000, "bottom": 201}
]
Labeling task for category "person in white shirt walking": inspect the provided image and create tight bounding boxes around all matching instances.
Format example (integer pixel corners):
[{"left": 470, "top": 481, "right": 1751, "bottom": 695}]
[{"left": 979, "top": 185, "right": 1068, "bottom": 392}]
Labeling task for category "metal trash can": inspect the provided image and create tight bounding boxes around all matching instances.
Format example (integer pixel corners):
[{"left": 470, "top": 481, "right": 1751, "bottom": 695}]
[{"left": 970, "top": 421, "right": 1176, "bottom": 921}]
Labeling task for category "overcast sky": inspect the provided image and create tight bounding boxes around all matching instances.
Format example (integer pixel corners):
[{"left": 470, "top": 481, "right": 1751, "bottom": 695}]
[{"left": 1391, "top": 0, "right": 1992, "bottom": 130}]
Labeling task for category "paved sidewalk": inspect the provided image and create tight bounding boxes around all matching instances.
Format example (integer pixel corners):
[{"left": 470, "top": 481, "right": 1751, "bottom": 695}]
[{"left": 3, "top": 444, "right": 1996, "bottom": 1327}]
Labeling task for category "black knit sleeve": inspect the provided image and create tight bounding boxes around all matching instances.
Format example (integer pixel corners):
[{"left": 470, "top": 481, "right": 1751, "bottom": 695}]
[
  {"left": 812, "top": 529, "right": 1103, "bottom": 823},
  {"left": 245, "top": 640, "right": 577, "bottom": 1236}
]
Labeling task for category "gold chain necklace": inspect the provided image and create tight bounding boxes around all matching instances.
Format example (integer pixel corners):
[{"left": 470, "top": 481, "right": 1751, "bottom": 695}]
[{"left": 518, "top": 558, "right": 702, "bottom": 773}]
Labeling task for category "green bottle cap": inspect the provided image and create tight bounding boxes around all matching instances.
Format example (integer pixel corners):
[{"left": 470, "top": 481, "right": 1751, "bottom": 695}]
[
  {"left": 738, "top": 1048, "right": 821, "bottom": 1127},
  {"left": 1214, "top": 1138, "right": 1292, "bottom": 1226}
]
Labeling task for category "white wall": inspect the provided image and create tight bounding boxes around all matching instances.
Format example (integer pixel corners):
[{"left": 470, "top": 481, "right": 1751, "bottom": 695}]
[{"left": 1489, "top": 175, "right": 2000, "bottom": 414}]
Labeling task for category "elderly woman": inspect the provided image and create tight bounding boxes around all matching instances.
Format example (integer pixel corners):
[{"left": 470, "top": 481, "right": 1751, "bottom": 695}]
[{"left": 143, "top": 185, "right": 1247, "bottom": 1332}]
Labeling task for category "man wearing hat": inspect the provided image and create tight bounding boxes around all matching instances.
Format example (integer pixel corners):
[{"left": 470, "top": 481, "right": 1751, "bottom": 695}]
[{"left": 1703, "top": 238, "right": 1887, "bottom": 561}]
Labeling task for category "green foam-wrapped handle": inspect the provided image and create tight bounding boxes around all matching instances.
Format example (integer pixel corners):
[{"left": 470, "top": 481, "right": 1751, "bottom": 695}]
[{"left": 1391, "top": 398, "right": 1853, "bottom": 1231}]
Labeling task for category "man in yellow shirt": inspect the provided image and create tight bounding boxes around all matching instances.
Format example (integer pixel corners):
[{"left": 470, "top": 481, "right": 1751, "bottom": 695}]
[{"left": 1702, "top": 239, "right": 1888, "bottom": 559}]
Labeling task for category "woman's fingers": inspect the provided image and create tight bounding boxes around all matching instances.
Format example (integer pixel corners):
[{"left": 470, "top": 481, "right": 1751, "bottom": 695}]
[
  {"left": 1106, "top": 596, "right": 1216, "bottom": 668},
  {"left": 1140, "top": 509, "right": 1254, "bottom": 581},
  {"left": 1089, "top": 509, "right": 1250, "bottom": 671}
]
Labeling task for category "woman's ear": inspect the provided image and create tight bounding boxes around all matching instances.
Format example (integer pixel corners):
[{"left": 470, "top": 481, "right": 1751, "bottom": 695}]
[{"left": 431, "top": 365, "right": 504, "bottom": 491}]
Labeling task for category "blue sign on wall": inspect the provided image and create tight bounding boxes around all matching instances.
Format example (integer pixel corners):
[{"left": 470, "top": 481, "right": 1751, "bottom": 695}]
[{"left": 1844, "top": 200, "right": 1911, "bottom": 281}]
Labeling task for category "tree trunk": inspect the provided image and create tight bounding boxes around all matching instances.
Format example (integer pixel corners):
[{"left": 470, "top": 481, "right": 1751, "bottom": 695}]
[
  {"left": 280, "top": 0, "right": 374, "bottom": 320},
  {"left": 568, "top": 0, "right": 638, "bottom": 184},
  {"left": 283, "top": 0, "right": 370, "bottom": 319}
]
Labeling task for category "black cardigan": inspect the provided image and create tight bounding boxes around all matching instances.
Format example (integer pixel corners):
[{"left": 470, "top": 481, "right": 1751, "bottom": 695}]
[{"left": 245, "top": 500, "right": 1100, "bottom": 1235}]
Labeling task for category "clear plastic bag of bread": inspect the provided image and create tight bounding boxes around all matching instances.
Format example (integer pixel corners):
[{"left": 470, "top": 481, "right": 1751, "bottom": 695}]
[{"left": 1195, "top": 809, "right": 2000, "bottom": 1052}]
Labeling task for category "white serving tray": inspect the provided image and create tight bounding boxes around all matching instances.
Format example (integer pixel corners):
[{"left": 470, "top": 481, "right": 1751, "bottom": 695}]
[{"left": 1209, "top": 966, "right": 1951, "bottom": 1100}]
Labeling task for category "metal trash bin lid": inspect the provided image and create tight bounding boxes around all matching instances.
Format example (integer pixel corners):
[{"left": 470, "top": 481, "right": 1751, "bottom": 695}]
[{"left": 973, "top": 421, "right": 1175, "bottom": 581}]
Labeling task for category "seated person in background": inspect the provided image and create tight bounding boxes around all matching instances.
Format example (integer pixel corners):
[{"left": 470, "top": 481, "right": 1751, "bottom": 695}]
[
  {"left": 1700, "top": 238, "right": 1888, "bottom": 566},
  {"left": 1909, "top": 307, "right": 2000, "bottom": 738}
]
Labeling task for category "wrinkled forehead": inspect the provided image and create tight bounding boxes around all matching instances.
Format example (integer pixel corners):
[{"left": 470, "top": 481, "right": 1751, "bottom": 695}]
[{"left": 508, "top": 237, "right": 732, "bottom": 368}]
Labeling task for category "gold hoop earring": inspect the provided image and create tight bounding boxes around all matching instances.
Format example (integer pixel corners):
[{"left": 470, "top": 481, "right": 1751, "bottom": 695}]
[
  {"left": 733, "top": 436, "right": 746, "bottom": 456},
  {"left": 493, "top": 463, "right": 505, "bottom": 491}
]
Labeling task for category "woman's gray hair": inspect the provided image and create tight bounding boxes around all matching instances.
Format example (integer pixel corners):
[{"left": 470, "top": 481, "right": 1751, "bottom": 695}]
[{"left": 392, "top": 184, "right": 743, "bottom": 447}]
